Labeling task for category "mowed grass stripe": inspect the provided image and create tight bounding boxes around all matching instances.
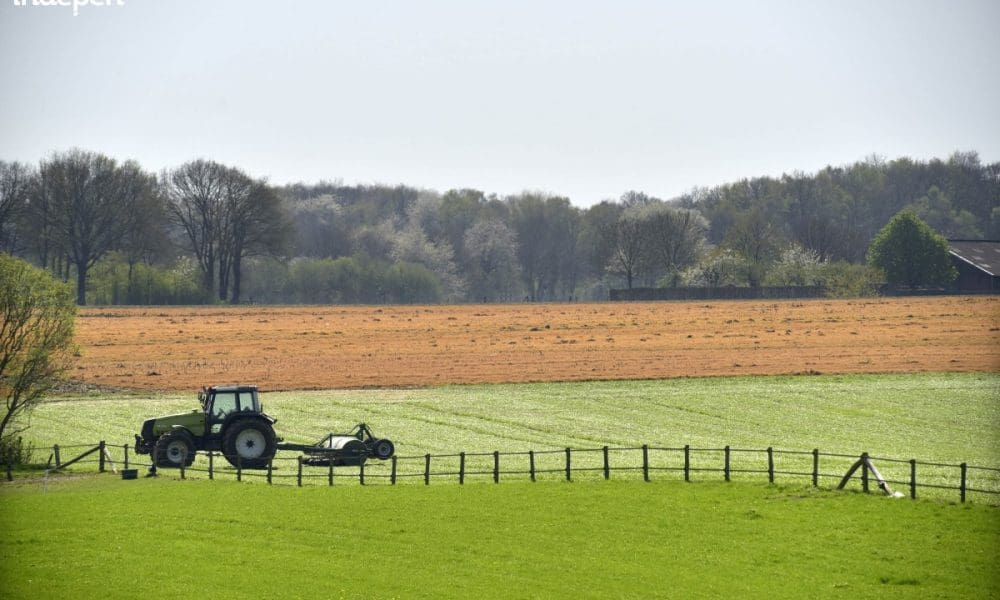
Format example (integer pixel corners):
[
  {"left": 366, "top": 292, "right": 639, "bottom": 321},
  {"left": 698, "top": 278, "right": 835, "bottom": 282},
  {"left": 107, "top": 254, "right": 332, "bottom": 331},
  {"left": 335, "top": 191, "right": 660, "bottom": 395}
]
[{"left": 25, "top": 373, "right": 999, "bottom": 466}]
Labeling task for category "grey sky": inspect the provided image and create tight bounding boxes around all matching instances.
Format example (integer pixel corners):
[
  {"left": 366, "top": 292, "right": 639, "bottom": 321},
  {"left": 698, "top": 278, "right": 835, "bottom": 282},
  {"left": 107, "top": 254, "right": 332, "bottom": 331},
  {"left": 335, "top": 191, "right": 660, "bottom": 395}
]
[{"left": 1, "top": 0, "right": 998, "bottom": 206}]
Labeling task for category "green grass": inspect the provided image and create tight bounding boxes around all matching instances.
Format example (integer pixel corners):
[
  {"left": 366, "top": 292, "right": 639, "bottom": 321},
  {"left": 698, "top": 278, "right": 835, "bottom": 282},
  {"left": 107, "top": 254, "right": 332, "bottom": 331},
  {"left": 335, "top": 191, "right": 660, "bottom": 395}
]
[
  {"left": 1, "top": 476, "right": 997, "bottom": 599},
  {"left": 4, "top": 373, "right": 999, "bottom": 598},
  {"left": 17, "top": 373, "right": 999, "bottom": 500},
  {"left": 26, "top": 372, "right": 1000, "bottom": 463}
]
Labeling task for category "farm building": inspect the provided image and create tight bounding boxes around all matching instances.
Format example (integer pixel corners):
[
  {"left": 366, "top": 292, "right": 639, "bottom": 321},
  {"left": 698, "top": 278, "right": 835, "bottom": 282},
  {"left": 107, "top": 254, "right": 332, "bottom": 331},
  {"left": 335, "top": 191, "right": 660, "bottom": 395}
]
[{"left": 948, "top": 240, "right": 1000, "bottom": 292}]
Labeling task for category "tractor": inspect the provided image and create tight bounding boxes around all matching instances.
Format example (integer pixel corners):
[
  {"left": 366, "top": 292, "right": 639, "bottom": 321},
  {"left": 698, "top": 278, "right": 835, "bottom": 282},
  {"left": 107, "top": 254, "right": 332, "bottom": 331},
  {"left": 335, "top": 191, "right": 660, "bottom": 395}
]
[{"left": 134, "top": 384, "right": 395, "bottom": 469}]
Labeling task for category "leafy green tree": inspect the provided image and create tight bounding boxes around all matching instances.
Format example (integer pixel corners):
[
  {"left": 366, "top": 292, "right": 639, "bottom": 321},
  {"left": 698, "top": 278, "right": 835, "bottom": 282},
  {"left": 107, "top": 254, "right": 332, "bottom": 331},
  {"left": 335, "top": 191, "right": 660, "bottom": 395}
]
[
  {"left": 907, "top": 186, "right": 982, "bottom": 239},
  {"left": 868, "top": 211, "right": 957, "bottom": 289},
  {"left": 764, "top": 244, "right": 823, "bottom": 286},
  {"left": 680, "top": 249, "right": 744, "bottom": 288},
  {"left": 816, "top": 261, "right": 884, "bottom": 298},
  {"left": 0, "top": 254, "right": 76, "bottom": 454}
]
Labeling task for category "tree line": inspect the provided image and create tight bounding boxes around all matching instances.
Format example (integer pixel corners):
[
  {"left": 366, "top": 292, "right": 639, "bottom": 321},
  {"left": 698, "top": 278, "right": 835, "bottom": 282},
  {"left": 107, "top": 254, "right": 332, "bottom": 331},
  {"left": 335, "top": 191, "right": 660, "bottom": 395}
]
[{"left": 0, "top": 150, "right": 996, "bottom": 305}]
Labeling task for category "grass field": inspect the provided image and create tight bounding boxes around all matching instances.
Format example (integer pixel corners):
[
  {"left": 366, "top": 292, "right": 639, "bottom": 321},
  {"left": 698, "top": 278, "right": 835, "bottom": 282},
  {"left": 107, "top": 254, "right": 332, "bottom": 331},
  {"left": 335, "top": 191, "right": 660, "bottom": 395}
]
[
  {"left": 28, "top": 373, "right": 1000, "bottom": 463},
  {"left": 1, "top": 476, "right": 997, "bottom": 599},
  {"left": 72, "top": 296, "right": 1000, "bottom": 390},
  {"left": 18, "top": 373, "right": 1000, "bottom": 502},
  {"left": 4, "top": 296, "right": 999, "bottom": 598}
]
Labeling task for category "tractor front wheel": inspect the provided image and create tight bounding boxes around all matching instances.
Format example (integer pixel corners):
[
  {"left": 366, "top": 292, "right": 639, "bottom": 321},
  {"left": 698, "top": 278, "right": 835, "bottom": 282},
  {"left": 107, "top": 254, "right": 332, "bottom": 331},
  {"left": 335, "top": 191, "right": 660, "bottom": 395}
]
[
  {"left": 222, "top": 419, "right": 276, "bottom": 469},
  {"left": 154, "top": 430, "right": 196, "bottom": 468}
]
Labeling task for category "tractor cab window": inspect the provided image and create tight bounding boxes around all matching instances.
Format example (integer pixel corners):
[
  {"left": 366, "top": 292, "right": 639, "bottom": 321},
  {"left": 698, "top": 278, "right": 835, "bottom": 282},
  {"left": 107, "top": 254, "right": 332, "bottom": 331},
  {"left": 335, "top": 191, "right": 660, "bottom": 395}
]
[
  {"left": 210, "top": 392, "right": 238, "bottom": 420},
  {"left": 237, "top": 391, "right": 258, "bottom": 413}
]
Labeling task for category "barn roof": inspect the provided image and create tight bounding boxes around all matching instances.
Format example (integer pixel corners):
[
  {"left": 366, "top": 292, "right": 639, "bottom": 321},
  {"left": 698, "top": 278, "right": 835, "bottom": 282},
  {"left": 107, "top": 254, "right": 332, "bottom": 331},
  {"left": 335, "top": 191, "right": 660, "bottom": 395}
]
[{"left": 949, "top": 240, "right": 1000, "bottom": 277}]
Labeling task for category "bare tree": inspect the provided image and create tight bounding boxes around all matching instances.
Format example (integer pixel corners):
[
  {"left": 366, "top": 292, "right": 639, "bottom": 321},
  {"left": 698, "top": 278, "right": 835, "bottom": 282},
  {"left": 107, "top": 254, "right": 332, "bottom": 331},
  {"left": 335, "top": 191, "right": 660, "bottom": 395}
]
[
  {"left": 225, "top": 182, "right": 291, "bottom": 304},
  {"left": 34, "top": 150, "right": 149, "bottom": 305},
  {"left": 724, "top": 209, "right": 781, "bottom": 287},
  {"left": 604, "top": 208, "right": 646, "bottom": 290},
  {"left": 640, "top": 204, "right": 708, "bottom": 286},
  {"left": 216, "top": 168, "right": 258, "bottom": 302},
  {"left": 162, "top": 160, "right": 228, "bottom": 298},
  {"left": 163, "top": 160, "right": 291, "bottom": 303},
  {"left": 0, "top": 161, "right": 32, "bottom": 253},
  {"left": 508, "top": 194, "right": 579, "bottom": 301},
  {"left": 464, "top": 218, "right": 520, "bottom": 301}
]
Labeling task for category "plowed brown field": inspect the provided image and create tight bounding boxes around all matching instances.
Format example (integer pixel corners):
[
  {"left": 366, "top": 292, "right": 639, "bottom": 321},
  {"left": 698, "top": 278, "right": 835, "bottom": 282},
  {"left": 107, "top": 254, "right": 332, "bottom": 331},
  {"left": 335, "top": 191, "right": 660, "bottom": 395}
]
[{"left": 70, "top": 296, "right": 1000, "bottom": 392}]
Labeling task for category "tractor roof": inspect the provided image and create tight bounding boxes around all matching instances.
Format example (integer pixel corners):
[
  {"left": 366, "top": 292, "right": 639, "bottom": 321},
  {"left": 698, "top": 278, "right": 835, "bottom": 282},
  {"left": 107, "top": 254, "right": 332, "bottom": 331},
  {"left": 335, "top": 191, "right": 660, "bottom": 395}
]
[{"left": 208, "top": 385, "right": 258, "bottom": 393}]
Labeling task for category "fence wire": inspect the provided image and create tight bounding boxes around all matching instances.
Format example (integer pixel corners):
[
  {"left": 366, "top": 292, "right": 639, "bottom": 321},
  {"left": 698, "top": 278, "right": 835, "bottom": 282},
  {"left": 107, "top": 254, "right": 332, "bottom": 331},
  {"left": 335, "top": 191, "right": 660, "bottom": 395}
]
[{"left": 8, "top": 441, "right": 999, "bottom": 505}]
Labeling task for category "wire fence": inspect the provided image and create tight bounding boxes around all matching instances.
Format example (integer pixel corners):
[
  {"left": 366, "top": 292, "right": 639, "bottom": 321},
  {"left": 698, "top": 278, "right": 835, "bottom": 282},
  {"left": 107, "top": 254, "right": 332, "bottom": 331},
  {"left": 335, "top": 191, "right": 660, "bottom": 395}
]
[{"left": 8, "top": 441, "right": 1000, "bottom": 505}]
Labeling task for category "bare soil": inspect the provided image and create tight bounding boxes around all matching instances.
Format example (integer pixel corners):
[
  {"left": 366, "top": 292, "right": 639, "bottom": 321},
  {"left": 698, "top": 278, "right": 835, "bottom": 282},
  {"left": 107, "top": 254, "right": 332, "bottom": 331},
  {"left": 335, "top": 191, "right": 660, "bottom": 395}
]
[{"left": 70, "top": 296, "right": 1000, "bottom": 391}]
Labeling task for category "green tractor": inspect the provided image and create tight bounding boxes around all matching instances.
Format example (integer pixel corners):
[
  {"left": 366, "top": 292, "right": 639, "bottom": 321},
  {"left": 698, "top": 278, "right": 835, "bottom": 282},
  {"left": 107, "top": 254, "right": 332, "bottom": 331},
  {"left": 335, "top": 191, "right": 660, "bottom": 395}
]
[{"left": 134, "top": 385, "right": 395, "bottom": 469}]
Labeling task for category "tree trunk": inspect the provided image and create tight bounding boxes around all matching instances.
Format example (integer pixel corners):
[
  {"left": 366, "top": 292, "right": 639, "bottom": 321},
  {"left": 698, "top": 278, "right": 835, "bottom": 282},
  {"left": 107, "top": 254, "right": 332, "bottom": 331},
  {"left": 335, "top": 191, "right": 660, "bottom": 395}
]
[
  {"left": 218, "top": 267, "right": 229, "bottom": 303},
  {"left": 230, "top": 255, "right": 242, "bottom": 304},
  {"left": 75, "top": 262, "right": 87, "bottom": 306}
]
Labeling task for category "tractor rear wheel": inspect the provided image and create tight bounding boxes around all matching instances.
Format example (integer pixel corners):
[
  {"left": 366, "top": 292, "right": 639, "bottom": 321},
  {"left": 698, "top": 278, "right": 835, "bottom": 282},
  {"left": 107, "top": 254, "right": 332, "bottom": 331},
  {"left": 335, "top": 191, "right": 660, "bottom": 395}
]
[
  {"left": 222, "top": 419, "right": 276, "bottom": 469},
  {"left": 154, "top": 430, "right": 196, "bottom": 468}
]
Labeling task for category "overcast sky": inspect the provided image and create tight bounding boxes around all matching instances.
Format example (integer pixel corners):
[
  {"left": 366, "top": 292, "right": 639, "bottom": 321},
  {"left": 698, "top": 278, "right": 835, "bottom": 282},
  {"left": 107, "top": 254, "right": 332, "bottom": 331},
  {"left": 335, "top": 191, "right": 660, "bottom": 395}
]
[{"left": 1, "top": 0, "right": 998, "bottom": 206}]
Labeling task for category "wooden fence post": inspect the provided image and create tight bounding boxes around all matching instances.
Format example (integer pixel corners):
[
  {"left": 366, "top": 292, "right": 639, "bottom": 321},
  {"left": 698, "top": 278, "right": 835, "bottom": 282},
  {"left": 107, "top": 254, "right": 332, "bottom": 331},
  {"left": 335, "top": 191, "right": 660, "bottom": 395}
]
[
  {"left": 565, "top": 447, "right": 572, "bottom": 482},
  {"left": 812, "top": 449, "right": 819, "bottom": 487},
  {"left": 296, "top": 457, "right": 302, "bottom": 487},
  {"left": 529, "top": 450, "right": 536, "bottom": 482},
  {"left": 642, "top": 445, "right": 649, "bottom": 482},
  {"left": 180, "top": 459, "right": 186, "bottom": 480},
  {"left": 328, "top": 461, "right": 333, "bottom": 487},
  {"left": 424, "top": 454, "right": 431, "bottom": 485},
  {"left": 909, "top": 459, "right": 916, "bottom": 499},
  {"left": 960, "top": 463, "right": 967, "bottom": 503},
  {"left": 860, "top": 453, "right": 869, "bottom": 493},
  {"left": 390, "top": 456, "right": 397, "bottom": 486},
  {"left": 684, "top": 445, "right": 690, "bottom": 482},
  {"left": 237, "top": 455, "right": 243, "bottom": 482},
  {"left": 723, "top": 446, "right": 730, "bottom": 482},
  {"left": 268, "top": 459, "right": 273, "bottom": 485},
  {"left": 603, "top": 446, "right": 610, "bottom": 480},
  {"left": 459, "top": 452, "right": 466, "bottom": 485},
  {"left": 767, "top": 447, "right": 774, "bottom": 483},
  {"left": 208, "top": 451, "right": 214, "bottom": 480},
  {"left": 53, "top": 444, "right": 61, "bottom": 468},
  {"left": 359, "top": 461, "right": 365, "bottom": 486},
  {"left": 123, "top": 444, "right": 130, "bottom": 470},
  {"left": 99, "top": 441, "right": 106, "bottom": 473},
  {"left": 493, "top": 451, "right": 500, "bottom": 484}
]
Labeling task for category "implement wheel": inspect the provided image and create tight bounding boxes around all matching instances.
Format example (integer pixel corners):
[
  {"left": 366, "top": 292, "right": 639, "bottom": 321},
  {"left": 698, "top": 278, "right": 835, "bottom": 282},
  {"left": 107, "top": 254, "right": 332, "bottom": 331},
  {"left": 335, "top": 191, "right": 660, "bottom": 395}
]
[
  {"left": 154, "top": 430, "right": 195, "bottom": 468},
  {"left": 222, "top": 419, "right": 276, "bottom": 469},
  {"left": 371, "top": 438, "right": 395, "bottom": 460}
]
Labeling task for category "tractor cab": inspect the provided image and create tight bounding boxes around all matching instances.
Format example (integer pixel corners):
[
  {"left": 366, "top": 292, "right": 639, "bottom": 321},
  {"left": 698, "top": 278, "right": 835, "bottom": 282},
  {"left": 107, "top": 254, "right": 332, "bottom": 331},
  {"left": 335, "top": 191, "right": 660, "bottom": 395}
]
[{"left": 201, "top": 385, "right": 267, "bottom": 433}]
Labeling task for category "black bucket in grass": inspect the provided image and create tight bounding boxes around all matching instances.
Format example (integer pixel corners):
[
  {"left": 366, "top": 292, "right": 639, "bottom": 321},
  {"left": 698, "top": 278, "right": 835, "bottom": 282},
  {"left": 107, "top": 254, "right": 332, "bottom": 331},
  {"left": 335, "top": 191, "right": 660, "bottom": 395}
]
[{"left": 121, "top": 469, "right": 138, "bottom": 480}]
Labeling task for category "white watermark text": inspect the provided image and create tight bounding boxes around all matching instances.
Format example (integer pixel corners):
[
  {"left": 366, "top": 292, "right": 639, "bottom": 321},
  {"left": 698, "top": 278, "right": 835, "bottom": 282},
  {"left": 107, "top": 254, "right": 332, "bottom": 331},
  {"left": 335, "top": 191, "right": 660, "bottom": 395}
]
[{"left": 13, "top": 0, "right": 126, "bottom": 18}]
